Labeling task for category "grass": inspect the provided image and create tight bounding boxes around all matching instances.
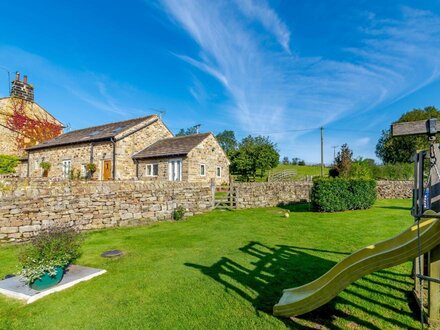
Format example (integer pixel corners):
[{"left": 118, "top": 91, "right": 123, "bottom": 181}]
[
  {"left": 0, "top": 199, "right": 422, "bottom": 329},
  {"left": 239, "top": 164, "right": 330, "bottom": 182}
]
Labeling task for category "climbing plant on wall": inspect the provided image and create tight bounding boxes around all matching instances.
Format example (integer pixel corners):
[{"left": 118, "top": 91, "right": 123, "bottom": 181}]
[{"left": 5, "top": 98, "right": 62, "bottom": 150}]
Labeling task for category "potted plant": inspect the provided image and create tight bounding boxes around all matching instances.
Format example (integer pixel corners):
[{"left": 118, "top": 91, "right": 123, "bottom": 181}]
[
  {"left": 86, "top": 163, "right": 97, "bottom": 179},
  {"left": 18, "top": 225, "right": 82, "bottom": 291},
  {"left": 39, "top": 161, "right": 51, "bottom": 177}
]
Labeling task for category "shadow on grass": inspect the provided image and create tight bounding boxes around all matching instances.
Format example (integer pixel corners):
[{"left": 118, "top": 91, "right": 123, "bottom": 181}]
[
  {"left": 277, "top": 203, "right": 311, "bottom": 213},
  {"left": 377, "top": 206, "right": 412, "bottom": 211},
  {"left": 186, "top": 241, "right": 418, "bottom": 329}
]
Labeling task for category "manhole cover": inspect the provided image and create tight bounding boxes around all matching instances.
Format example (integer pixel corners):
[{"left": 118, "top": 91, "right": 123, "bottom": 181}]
[{"left": 101, "top": 250, "right": 124, "bottom": 258}]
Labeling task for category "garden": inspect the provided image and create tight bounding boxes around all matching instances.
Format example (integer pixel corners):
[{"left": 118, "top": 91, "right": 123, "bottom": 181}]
[{"left": 0, "top": 199, "right": 421, "bottom": 329}]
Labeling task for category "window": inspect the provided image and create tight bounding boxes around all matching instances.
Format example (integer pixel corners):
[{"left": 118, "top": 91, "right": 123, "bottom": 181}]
[
  {"left": 81, "top": 164, "right": 87, "bottom": 178},
  {"left": 62, "top": 160, "right": 71, "bottom": 179},
  {"left": 200, "top": 164, "right": 206, "bottom": 176},
  {"left": 146, "top": 164, "right": 159, "bottom": 176},
  {"left": 168, "top": 159, "right": 182, "bottom": 181},
  {"left": 216, "top": 166, "right": 222, "bottom": 178}
]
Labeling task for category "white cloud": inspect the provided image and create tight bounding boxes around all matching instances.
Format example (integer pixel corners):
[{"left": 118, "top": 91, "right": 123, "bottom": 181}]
[{"left": 157, "top": 1, "right": 440, "bottom": 161}]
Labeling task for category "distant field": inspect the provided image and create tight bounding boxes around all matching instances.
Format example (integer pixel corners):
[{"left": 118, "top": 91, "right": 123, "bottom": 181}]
[{"left": 242, "top": 164, "right": 329, "bottom": 182}]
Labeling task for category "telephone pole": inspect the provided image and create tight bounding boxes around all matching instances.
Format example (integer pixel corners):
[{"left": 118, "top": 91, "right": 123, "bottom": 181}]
[
  {"left": 332, "top": 145, "right": 339, "bottom": 163},
  {"left": 320, "top": 127, "right": 324, "bottom": 177}
]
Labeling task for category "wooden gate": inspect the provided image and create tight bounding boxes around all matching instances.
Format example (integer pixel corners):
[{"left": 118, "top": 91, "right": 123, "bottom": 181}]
[{"left": 214, "top": 186, "right": 237, "bottom": 209}]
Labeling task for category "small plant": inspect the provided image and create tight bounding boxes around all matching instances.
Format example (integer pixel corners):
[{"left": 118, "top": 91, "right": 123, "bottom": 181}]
[
  {"left": 18, "top": 225, "right": 82, "bottom": 284},
  {"left": 0, "top": 154, "right": 20, "bottom": 174},
  {"left": 173, "top": 206, "right": 186, "bottom": 221},
  {"left": 40, "top": 161, "right": 51, "bottom": 177},
  {"left": 86, "top": 163, "right": 96, "bottom": 173}
]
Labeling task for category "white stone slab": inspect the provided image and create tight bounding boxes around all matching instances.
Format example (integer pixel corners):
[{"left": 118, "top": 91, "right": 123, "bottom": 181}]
[{"left": 0, "top": 265, "right": 106, "bottom": 304}]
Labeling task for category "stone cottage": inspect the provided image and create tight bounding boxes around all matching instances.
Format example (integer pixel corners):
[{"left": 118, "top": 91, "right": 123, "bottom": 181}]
[
  {"left": 26, "top": 115, "right": 173, "bottom": 180},
  {"left": 0, "top": 72, "right": 63, "bottom": 157},
  {"left": 24, "top": 116, "right": 229, "bottom": 183},
  {"left": 133, "top": 133, "right": 230, "bottom": 185}
]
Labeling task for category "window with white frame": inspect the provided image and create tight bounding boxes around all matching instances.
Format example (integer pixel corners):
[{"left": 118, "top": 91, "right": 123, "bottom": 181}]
[
  {"left": 81, "top": 164, "right": 87, "bottom": 178},
  {"left": 216, "top": 166, "right": 221, "bottom": 178},
  {"left": 146, "top": 163, "right": 159, "bottom": 176},
  {"left": 168, "top": 159, "right": 182, "bottom": 181},
  {"left": 200, "top": 164, "right": 206, "bottom": 176},
  {"left": 62, "top": 160, "right": 72, "bottom": 179}
]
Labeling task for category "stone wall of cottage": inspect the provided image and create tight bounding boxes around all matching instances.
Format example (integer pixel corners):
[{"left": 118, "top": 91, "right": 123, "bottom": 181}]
[
  {"left": 138, "top": 134, "right": 230, "bottom": 185},
  {"left": 0, "top": 180, "right": 212, "bottom": 243},
  {"left": 115, "top": 118, "right": 173, "bottom": 180},
  {"left": 27, "top": 141, "right": 113, "bottom": 179},
  {"left": 0, "top": 98, "right": 62, "bottom": 157},
  {"left": 186, "top": 134, "right": 230, "bottom": 185}
]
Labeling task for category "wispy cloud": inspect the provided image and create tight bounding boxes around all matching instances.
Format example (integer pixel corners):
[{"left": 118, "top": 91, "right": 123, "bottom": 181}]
[{"left": 157, "top": 1, "right": 440, "bottom": 160}]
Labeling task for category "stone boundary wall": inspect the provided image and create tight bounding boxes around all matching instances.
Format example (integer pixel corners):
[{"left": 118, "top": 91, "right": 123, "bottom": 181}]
[
  {"left": 376, "top": 180, "right": 413, "bottom": 199},
  {"left": 0, "top": 180, "right": 212, "bottom": 243},
  {"left": 0, "top": 179, "right": 413, "bottom": 243},
  {"left": 233, "top": 182, "right": 313, "bottom": 209},
  {"left": 233, "top": 180, "right": 413, "bottom": 209}
]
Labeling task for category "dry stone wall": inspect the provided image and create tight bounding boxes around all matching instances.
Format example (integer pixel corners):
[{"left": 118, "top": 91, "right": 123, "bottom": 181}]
[
  {"left": 0, "top": 179, "right": 414, "bottom": 243},
  {"left": 0, "top": 180, "right": 212, "bottom": 243}
]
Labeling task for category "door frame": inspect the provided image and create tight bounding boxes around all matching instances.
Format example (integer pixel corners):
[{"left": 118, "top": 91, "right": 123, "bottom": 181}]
[
  {"left": 102, "top": 159, "right": 113, "bottom": 180},
  {"left": 168, "top": 159, "right": 182, "bottom": 181}
]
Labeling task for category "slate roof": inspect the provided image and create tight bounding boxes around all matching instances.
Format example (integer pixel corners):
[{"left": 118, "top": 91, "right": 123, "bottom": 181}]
[
  {"left": 27, "top": 116, "right": 155, "bottom": 151},
  {"left": 133, "top": 133, "right": 211, "bottom": 159}
]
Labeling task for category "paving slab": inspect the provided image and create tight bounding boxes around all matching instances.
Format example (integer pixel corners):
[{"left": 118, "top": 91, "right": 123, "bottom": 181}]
[{"left": 0, "top": 265, "right": 106, "bottom": 304}]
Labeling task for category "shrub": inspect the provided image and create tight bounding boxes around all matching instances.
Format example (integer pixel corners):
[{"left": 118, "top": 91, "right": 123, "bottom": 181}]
[
  {"left": 18, "top": 225, "right": 82, "bottom": 283},
  {"left": 39, "top": 161, "right": 51, "bottom": 171},
  {"left": 173, "top": 206, "right": 186, "bottom": 221},
  {"left": 311, "top": 178, "right": 376, "bottom": 212},
  {"left": 373, "top": 163, "right": 413, "bottom": 180},
  {"left": 0, "top": 154, "right": 19, "bottom": 174}
]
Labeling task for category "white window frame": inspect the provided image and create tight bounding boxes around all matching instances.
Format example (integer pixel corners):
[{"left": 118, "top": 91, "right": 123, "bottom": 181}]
[
  {"left": 62, "top": 159, "right": 72, "bottom": 179},
  {"left": 216, "top": 166, "right": 222, "bottom": 178},
  {"left": 200, "top": 164, "right": 206, "bottom": 176},
  {"left": 146, "top": 163, "right": 159, "bottom": 177},
  {"left": 81, "top": 164, "right": 87, "bottom": 178},
  {"left": 168, "top": 159, "right": 182, "bottom": 181}
]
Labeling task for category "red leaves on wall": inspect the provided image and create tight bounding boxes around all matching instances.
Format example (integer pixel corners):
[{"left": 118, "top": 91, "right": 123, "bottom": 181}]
[{"left": 6, "top": 98, "right": 62, "bottom": 151}]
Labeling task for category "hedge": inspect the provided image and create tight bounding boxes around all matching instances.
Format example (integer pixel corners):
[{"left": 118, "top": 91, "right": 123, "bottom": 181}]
[{"left": 311, "top": 178, "right": 377, "bottom": 212}]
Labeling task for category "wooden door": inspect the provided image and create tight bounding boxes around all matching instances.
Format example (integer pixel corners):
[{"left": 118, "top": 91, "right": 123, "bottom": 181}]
[{"left": 103, "top": 160, "right": 112, "bottom": 180}]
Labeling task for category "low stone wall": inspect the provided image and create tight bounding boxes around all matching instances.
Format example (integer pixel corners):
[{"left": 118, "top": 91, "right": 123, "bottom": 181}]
[
  {"left": 234, "top": 182, "right": 312, "bottom": 209},
  {"left": 376, "top": 180, "right": 413, "bottom": 199},
  {"left": 0, "top": 179, "right": 414, "bottom": 243},
  {"left": 0, "top": 180, "right": 212, "bottom": 243}
]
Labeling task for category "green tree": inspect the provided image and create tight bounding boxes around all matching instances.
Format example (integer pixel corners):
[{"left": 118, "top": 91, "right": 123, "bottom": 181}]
[
  {"left": 215, "top": 130, "right": 237, "bottom": 155},
  {"left": 376, "top": 106, "right": 440, "bottom": 163},
  {"left": 176, "top": 126, "right": 198, "bottom": 136},
  {"left": 330, "top": 144, "right": 353, "bottom": 178},
  {"left": 230, "top": 135, "right": 279, "bottom": 181},
  {"left": 282, "top": 156, "right": 289, "bottom": 165}
]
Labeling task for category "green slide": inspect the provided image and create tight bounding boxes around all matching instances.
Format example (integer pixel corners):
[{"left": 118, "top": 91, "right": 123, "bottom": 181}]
[{"left": 273, "top": 217, "right": 440, "bottom": 317}]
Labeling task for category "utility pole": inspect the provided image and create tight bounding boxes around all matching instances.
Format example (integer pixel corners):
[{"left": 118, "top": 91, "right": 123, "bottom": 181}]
[
  {"left": 194, "top": 124, "right": 201, "bottom": 134},
  {"left": 320, "top": 127, "right": 324, "bottom": 177}
]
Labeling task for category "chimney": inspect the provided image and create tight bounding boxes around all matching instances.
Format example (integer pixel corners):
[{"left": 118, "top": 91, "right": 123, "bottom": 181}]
[{"left": 10, "top": 71, "right": 34, "bottom": 102}]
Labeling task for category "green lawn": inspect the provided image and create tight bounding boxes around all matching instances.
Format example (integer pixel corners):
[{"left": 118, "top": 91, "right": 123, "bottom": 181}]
[
  {"left": 0, "top": 199, "right": 422, "bottom": 329},
  {"left": 248, "top": 164, "right": 330, "bottom": 182}
]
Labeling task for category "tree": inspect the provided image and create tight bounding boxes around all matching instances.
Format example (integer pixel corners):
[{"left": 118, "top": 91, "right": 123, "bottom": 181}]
[
  {"left": 175, "top": 126, "right": 198, "bottom": 136},
  {"left": 291, "top": 157, "right": 300, "bottom": 165},
  {"left": 282, "top": 156, "right": 289, "bottom": 165},
  {"left": 215, "top": 130, "right": 237, "bottom": 155},
  {"left": 230, "top": 135, "right": 279, "bottom": 181},
  {"left": 376, "top": 106, "right": 440, "bottom": 163},
  {"left": 331, "top": 144, "right": 353, "bottom": 177}
]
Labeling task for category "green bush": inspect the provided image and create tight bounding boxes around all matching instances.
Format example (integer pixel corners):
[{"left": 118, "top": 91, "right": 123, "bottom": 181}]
[
  {"left": 173, "top": 206, "right": 186, "bottom": 221},
  {"left": 373, "top": 163, "right": 413, "bottom": 180},
  {"left": 311, "top": 178, "right": 376, "bottom": 212},
  {"left": 18, "top": 225, "right": 82, "bottom": 283},
  {"left": 0, "top": 154, "right": 19, "bottom": 174}
]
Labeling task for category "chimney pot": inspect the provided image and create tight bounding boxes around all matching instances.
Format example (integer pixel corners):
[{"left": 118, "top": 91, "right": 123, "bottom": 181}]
[
  {"left": 23, "top": 75, "right": 27, "bottom": 84},
  {"left": 15, "top": 72, "right": 20, "bottom": 81}
]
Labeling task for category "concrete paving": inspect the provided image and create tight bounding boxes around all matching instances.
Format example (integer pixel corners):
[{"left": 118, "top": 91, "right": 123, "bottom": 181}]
[{"left": 0, "top": 265, "right": 106, "bottom": 303}]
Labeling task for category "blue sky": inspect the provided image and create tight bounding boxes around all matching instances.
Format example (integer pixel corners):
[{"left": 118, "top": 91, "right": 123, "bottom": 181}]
[{"left": 0, "top": 0, "right": 439, "bottom": 163}]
